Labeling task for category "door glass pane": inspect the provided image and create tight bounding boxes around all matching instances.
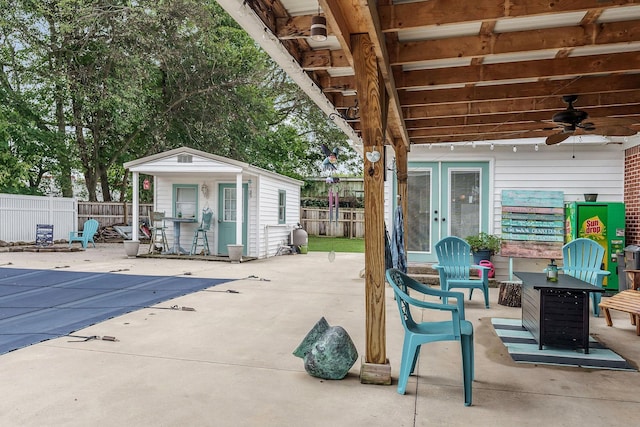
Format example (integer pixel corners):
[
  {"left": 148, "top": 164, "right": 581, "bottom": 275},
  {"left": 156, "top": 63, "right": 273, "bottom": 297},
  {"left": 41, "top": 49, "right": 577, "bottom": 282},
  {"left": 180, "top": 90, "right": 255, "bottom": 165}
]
[
  {"left": 449, "top": 170, "right": 480, "bottom": 239},
  {"left": 223, "top": 188, "right": 237, "bottom": 222},
  {"left": 407, "top": 171, "right": 431, "bottom": 252}
]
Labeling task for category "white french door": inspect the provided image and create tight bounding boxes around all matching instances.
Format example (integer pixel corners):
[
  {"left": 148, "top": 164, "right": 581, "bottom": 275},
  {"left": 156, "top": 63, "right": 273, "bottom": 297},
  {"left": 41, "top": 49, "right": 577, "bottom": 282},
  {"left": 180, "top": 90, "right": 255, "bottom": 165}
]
[{"left": 405, "top": 161, "right": 490, "bottom": 263}]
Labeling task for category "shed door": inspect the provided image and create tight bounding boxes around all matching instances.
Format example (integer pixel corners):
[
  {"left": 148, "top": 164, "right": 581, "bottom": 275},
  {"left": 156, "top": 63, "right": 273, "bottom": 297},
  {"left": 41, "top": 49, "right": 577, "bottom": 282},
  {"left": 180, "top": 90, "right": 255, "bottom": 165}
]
[{"left": 217, "top": 183, "right": 248, "bottom": 255}]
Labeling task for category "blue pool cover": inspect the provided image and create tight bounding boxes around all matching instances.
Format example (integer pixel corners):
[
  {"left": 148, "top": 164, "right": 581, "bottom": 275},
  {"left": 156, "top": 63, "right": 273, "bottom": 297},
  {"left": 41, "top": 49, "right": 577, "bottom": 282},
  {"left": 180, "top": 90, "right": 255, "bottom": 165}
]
[{"left": 0, "top": 267, "right": 233, "bottom": 355}]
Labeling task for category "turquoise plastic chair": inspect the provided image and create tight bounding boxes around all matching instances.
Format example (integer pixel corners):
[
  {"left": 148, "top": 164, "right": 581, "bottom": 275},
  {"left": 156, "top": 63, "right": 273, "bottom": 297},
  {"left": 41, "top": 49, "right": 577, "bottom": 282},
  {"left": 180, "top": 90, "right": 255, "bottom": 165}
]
[
  {"left": 68, "top": 219, "right": 99, "bottom": 248},
  {"left": 386, "top": 268, "right": 474, "bottom": 406},
  {"left": 433, "top": 236, "right": 490, "bottom": 308},
  {"left": 190, "top": 210, "right": 213, "bottom": 255},
  {"left": 561, "top": 238, "right": 610, "bottom": 317}
]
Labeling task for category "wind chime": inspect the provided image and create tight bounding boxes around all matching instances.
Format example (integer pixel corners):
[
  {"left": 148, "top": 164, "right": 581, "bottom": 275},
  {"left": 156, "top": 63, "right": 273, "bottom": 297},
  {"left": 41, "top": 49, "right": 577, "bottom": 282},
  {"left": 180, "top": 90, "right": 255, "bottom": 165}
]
[
  {"left": 321, "top": 144, "right": 340, "bottom": 225},
  {"left": 321, "top": 143, "right": 340, "bottom": 262}
]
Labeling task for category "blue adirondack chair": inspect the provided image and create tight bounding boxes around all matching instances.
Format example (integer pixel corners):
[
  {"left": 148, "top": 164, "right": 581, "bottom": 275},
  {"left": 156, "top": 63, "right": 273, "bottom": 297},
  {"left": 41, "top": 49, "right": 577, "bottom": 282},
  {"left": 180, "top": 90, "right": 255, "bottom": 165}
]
[
  {"left": 190, "top": 209, "right": 214, "bottom": 255},
  {"left": 561, "top": 238, "right": 610, "bottom": 317},
  {"left": 386, "top": 268, "right": 474, "bottom": 406},
  {"left": 69, "top": 219, "right": 99, "bottom": 248},
  {"left": 433, "top": 236, "right": 490, "bottom": 308}
]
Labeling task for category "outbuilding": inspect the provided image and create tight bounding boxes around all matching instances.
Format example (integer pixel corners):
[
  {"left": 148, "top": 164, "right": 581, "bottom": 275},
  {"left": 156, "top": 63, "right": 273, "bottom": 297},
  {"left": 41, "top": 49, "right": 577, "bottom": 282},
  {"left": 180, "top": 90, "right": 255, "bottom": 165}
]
[{"left": 124, "top": 147, "right": 303, "bottom": 259}]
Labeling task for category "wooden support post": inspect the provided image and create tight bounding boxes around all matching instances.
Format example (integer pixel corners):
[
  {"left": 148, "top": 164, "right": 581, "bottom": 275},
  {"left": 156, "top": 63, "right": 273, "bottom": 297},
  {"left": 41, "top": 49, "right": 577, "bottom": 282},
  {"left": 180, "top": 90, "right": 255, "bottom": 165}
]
[
  {"left": 498, "top": 281, "right": 522, "bottom": 307},
  {"left": 352, "top": 33, "right": 391, "bottom": 385}
]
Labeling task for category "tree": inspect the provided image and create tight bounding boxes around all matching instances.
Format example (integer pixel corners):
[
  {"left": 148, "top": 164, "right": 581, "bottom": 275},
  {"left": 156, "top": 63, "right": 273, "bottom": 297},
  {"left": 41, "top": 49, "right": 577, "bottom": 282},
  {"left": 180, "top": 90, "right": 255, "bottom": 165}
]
[{"left": 0, "top": 0, "right": 361, "bottom": 201}]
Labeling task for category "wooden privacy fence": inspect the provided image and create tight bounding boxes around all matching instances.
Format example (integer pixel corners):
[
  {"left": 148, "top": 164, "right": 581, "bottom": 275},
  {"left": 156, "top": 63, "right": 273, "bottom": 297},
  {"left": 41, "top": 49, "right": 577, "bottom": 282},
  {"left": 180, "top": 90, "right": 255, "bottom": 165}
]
[
  {"left": 78, "top": 202, "right": 154, "bottom": 228},
  {"left": 300, "top": 207, "right": 364, "bottom": 238}
]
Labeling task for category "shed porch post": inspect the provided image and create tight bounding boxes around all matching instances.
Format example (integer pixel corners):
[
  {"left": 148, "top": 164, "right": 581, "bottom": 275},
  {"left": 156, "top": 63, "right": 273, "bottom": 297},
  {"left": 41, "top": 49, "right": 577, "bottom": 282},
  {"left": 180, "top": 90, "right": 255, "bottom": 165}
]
[
  {"left": 132, "top": 171, "right": 139, "bottom": 241},
  {"left": 236, "top": 172, "right": 243, "bottom": 245}
]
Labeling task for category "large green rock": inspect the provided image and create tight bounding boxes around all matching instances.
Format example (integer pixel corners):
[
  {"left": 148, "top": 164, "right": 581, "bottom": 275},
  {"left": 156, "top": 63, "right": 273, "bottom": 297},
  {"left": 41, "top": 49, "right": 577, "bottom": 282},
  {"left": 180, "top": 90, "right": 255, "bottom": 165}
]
[{"left": 293, "top": 317, "right": 358, "bottom": 380}]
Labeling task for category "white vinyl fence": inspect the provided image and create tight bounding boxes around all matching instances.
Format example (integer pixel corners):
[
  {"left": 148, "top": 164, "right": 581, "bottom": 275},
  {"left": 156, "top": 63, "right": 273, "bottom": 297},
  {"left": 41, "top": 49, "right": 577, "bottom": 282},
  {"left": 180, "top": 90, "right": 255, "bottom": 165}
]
[{"left": 0, "top": 194, "right": 77, "bottom": 243}]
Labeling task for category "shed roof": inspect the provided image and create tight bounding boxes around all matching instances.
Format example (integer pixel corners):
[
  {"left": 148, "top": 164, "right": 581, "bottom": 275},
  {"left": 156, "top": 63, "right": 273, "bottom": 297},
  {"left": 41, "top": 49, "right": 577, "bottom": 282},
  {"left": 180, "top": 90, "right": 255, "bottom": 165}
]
[{"left": 124, "top": 147, "right": 303, "bottom": 186}]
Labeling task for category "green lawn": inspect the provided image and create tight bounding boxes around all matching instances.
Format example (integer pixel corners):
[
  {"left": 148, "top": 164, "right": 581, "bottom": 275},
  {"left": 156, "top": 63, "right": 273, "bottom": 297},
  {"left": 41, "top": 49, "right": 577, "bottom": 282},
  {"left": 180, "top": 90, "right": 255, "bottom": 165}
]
[{"left": 307, "top": 236, "right": 365, "bottom": 253}]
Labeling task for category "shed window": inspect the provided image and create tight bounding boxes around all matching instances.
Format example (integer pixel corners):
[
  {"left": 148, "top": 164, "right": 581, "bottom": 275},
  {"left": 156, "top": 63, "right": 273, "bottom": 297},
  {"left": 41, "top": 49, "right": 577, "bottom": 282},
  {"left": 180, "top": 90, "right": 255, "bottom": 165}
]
[
  {"left": 278, "top": 190, "right": 286, "bottom": 224},
  {"left": 173, "top": 184, "right": 198, "bottom": 218}
]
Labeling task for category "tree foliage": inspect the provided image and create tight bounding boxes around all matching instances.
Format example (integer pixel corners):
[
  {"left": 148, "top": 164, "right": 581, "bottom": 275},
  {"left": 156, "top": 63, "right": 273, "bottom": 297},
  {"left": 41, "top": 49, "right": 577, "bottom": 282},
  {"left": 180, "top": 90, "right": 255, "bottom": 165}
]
[{"left": 0, "top": 0, "right": 360, "bottom": 200}]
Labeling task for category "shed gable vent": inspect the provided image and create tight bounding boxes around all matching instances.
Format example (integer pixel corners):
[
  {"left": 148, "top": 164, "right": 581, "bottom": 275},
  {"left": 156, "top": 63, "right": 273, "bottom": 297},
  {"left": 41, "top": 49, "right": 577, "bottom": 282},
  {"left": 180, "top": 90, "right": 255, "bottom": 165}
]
[{"left": 177, "top": 154, "right": 193, "bottom": 163}]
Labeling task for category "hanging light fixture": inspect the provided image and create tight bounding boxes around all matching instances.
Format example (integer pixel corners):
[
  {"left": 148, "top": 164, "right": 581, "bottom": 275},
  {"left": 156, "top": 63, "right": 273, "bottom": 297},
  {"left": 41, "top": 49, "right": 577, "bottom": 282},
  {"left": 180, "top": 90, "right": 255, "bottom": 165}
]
[{"left": 310, "top": 9, "right": 327, "bottom": 42}]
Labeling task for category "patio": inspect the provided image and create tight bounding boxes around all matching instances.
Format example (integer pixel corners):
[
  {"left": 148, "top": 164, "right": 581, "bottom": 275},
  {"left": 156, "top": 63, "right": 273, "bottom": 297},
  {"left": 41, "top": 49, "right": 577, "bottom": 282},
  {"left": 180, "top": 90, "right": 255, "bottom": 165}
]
[{"left": 0, "top": 244, "right": 638, "bottom": 426}]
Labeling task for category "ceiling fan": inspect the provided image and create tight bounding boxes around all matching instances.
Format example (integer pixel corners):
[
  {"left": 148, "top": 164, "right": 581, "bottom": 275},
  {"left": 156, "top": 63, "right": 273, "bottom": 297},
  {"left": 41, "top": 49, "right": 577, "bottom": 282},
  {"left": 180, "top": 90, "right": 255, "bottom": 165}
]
[{"left": 544, "top": 95, "right": 637, "bottom": 145}]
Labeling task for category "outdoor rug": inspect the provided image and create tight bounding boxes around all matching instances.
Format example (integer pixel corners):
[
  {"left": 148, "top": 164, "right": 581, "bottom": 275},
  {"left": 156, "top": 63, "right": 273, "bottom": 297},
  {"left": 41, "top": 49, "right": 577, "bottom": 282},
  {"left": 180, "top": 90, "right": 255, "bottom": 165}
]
[
  {"left": 491, "top": 318, "right": 636, "bottom": 371},
  {"left": 0, "top": 267, "right": 234, "bottom": 355}
]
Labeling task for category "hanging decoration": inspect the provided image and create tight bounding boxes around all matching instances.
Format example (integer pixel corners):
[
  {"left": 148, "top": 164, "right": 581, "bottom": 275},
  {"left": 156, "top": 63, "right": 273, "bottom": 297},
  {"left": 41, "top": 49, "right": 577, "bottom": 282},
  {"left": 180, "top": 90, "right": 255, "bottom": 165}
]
[
  {"left": 321, "top": 144, "right": 340, "bottom": 224},
  {"left": 321, "top": 144, "right": 339, "bottom": 172},
  {"left": 327, "top": 184, "right": 339, "bottom": 224}
]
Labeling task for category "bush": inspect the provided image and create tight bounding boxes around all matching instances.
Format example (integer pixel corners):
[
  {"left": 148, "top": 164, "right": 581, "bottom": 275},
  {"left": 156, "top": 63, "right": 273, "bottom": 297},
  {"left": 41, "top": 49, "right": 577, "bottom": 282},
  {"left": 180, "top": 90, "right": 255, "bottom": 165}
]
[{"left": 465, "top": 232, "right": 502, "bottom": 254}]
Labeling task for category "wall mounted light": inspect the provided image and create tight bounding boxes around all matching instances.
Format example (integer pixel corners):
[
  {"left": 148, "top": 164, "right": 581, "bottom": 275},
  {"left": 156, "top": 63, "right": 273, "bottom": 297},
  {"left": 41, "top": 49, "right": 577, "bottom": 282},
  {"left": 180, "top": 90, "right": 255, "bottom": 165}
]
[
  {"left": 248, "top": 179, "right": 253, "bottom": 198},
  {"left": 310, "top": 10, "right": 327, "bottom": 42},
  {"left": 201, "top": 183, "right": 209, "bottom": 198}
]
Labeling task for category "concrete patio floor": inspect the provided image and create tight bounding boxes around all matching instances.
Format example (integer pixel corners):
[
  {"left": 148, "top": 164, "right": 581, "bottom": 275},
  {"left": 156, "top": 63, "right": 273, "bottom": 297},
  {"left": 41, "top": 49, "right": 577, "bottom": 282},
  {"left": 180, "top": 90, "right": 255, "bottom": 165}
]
[{"left": 0, "top": 244, "right": 638, "bottom": 426}]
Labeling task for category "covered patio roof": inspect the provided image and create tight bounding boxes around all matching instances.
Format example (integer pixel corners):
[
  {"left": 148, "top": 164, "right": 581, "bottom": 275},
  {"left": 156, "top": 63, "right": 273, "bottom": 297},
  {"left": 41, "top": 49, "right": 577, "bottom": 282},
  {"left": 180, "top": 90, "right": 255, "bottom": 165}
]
[{"left": 215, "top": 0, "right": 640, "bottom": 384}]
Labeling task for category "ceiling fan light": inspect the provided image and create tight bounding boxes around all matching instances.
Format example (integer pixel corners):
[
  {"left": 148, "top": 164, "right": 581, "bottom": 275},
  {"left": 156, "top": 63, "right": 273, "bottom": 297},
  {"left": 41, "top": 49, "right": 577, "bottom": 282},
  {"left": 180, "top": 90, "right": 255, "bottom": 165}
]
[{"left": 310, "top": 15, "right": 327, "bottom": 41}]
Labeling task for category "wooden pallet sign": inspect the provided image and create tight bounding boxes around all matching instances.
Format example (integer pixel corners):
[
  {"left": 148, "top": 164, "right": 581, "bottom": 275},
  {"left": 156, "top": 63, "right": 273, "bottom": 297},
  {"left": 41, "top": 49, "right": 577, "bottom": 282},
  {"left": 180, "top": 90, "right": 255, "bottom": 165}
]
[
  {"left": 35, "top": 224, "right": 54, "bottom": 247},
  {"left": 500, "top": 190, "right": 564, "bottom": 259}
]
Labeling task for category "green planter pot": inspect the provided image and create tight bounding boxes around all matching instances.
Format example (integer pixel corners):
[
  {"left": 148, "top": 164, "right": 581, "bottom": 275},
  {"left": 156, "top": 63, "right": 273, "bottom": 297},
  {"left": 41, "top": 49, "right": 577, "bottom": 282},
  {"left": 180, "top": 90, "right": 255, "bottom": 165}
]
[{"left": 472, "top": 249, "right": 492, "bottom": 264}]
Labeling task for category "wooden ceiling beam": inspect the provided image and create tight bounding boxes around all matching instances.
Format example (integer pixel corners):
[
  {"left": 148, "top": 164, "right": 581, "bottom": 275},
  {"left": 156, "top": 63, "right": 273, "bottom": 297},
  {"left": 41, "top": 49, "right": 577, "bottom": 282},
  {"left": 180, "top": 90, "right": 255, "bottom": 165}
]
[
  {"left": 301, "top": 49, "right": 351, "bottom": 71},
  {"left": 409, "top": 121, "right": 549, "bottom": 137},
  {"left": 395, "top": 51, "right": 640, "bottom": 89},
  {"left": 405, "top": 111, "right": 640, "bottom": 129},
  {"left": 402, "top": 92, "right": 640, "bottom": 117},
  {"left": 408, "top": 128, "right": 627, "bottom": 144},
  {"left": 388, "top": 20, "right": 640, "bottom": 65},
  {"left": 404, "top": 101, "right": 640, "bottom": 120},
  {"left": 378, "top": 0, "right": 637, "bottom": 31},
  {"left": 399, "top": 74, "right": 640, "bottom": 106}
]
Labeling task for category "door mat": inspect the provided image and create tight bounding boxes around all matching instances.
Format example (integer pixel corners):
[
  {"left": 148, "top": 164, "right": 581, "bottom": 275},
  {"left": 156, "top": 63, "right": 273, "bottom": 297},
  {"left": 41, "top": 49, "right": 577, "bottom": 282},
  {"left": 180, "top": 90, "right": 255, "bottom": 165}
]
[{"left": 491, "top": 318, "right": 636, "bottom": 371}]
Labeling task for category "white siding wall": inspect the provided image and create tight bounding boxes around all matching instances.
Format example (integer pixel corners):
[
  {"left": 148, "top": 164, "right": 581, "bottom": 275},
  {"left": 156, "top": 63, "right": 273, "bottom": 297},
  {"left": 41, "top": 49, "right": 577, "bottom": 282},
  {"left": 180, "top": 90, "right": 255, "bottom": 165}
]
[
  {"left": 257, "top": 175, "right": 301, "bottom": 258},
  {"left": 386, "top": 142, "right": 624, "bottom": 278}
]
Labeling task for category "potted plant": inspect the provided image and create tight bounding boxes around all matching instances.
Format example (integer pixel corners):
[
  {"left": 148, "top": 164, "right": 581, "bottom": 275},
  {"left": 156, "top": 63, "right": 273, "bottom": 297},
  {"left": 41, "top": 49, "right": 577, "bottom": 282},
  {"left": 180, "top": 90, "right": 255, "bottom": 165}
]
[{"left": 465, "top": 232, "right": 502, "bottom": 263}]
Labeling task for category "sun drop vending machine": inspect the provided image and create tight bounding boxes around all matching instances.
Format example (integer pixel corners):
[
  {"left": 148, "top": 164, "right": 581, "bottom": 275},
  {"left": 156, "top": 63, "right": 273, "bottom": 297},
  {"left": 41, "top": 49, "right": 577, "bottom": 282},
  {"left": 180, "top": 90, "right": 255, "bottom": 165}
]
[{"left": 564, "top": 201, "right": 625, "bottom": 291}]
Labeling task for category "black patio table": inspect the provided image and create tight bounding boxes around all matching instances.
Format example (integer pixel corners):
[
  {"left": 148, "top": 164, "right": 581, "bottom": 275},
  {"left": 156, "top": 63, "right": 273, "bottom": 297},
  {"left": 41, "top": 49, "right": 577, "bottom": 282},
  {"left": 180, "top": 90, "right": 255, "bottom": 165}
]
[{"left": 515, "top": 271, "right": 604, "bottom": 354}]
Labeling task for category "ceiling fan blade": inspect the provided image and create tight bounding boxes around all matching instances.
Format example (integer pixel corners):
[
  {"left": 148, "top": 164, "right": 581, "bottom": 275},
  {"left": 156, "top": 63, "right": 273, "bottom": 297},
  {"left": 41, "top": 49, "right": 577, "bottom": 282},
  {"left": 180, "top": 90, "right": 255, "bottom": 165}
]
[{"left": 545, "top": 132, "right": 572, "bottom": 145}]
